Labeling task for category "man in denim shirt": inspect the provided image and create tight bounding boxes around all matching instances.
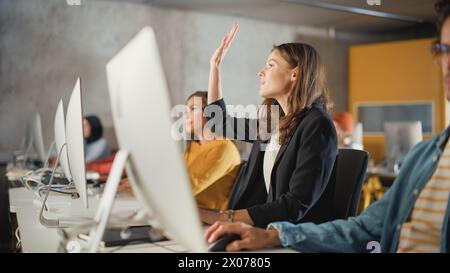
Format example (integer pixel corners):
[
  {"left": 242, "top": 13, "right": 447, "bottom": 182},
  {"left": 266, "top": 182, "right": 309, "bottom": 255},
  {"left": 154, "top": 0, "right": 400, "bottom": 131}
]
[{"left": 205, "top": 0, "right": 450, "bottom": 253}]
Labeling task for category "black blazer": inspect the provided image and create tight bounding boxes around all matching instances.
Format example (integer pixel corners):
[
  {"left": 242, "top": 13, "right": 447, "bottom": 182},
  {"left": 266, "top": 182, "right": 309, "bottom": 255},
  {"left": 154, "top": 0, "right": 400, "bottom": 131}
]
[{"left": 205, "top": 99, "right": 338, "bottom": 228}]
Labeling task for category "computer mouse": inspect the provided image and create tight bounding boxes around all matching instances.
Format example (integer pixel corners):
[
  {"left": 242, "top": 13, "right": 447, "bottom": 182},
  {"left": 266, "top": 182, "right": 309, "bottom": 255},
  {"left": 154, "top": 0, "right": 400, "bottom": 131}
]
[{"left": 208, "top": 234, "right": 241, "bottom": 252}]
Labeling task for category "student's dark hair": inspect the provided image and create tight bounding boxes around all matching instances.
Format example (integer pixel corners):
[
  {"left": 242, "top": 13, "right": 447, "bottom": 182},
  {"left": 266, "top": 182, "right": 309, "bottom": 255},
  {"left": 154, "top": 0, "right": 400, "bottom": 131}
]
[
  {"left": 436, "top": 0, "right": 450, "bottom": 37},
  {"left": 186, "top": 91, "right": 208, "bottom": 109},
  {"left": 85, "top": 115, "right": 103, "bottom": 144}
]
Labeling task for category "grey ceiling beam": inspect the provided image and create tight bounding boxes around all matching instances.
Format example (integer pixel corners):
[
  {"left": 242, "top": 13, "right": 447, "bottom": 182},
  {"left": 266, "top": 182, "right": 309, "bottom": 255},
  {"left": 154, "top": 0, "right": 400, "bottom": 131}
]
[{"left": 283, "top": 0, "right": 425, "bottom": 24}]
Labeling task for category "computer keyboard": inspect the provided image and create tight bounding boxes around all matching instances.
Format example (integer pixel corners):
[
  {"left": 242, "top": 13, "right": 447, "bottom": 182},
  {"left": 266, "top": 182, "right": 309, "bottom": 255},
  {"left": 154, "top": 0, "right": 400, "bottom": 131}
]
[{"left": 102, "top": 225, "right": 168, "bottom": 247}]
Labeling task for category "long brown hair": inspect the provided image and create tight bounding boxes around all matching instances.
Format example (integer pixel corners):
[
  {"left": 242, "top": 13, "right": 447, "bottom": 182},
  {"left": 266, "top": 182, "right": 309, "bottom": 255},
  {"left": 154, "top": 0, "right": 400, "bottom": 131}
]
[{"left": 263, "top": 43, "right": 333, "bottom": 144}]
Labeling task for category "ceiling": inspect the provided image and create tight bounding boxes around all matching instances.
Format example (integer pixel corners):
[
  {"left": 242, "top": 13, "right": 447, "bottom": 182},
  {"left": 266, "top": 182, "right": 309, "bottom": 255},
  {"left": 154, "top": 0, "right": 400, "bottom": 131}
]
[{"left": 129, "top": 0, "right": 437, "bottom": 34}]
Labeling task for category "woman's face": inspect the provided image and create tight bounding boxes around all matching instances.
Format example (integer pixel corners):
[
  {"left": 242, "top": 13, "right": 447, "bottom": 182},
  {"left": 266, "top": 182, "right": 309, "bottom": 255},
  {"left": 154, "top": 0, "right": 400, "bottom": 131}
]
[
  {"left": 83, "top": 119, "right": 91, "bottom": 139},
  {"left": 258, "top": 49, "right": 297, "bottom": 99},
  {"left": 184, "top": 96, "right": 207, "bottom": 137}
]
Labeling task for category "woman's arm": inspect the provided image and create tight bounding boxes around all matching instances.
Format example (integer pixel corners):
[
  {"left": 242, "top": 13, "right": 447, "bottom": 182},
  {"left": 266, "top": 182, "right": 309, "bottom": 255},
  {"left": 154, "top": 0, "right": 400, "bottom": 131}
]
[
  {"left": 199, "top": 208, "right": 254, "bottom": 226},
  {"left": 205, "top": 98, "right": 259, "bottom": 143},
  {"left": 208, "top": 23, "right": 238, "bottom": 104},
  {"left": 205, "top": 23, "right": 261, "bottom": 143}
]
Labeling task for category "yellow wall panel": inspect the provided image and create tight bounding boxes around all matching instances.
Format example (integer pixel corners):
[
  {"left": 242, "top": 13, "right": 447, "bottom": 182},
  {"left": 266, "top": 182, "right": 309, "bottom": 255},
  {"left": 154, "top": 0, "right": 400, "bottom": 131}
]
[{"left": 349, "top": 38, "right": 444, "bottom": 163}]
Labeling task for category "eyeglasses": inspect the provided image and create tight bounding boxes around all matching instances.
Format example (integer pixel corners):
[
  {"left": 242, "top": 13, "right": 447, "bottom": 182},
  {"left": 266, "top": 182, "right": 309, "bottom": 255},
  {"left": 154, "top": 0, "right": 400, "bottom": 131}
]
[{"left": 431, "top": 42, "right": 450, "bottom": 64}]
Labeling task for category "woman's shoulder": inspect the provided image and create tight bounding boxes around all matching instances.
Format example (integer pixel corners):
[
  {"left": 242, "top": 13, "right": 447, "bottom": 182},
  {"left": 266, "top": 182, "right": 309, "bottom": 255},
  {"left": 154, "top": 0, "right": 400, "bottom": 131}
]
[
  {"left": 301, "top": 104, "right": 333, "bottom": 125},
  {"left": 209, "top": 139, "right": 240, "bottom": 158},
  {"left": 290, "top": 105, "right": 335, "bottom": 140},
  {"left": 188, "top": 139, "right": 237, "bottom": 152},
  {"left": 88, "top": 138, "right": 107, "bottom": 147},
  {"left": 87, "top": 138, "right": 114, "bottom": 152}
]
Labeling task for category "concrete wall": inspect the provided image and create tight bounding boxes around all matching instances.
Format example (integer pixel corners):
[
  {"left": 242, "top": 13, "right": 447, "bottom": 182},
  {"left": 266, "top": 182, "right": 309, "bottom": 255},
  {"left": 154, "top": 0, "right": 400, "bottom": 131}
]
[
  {"left": 0, "top": 0, "right": 349, "bottom": 161},
  {"left": 0, "top": 0, "right": 187, "bottom": 161},
  {"left": 296, "top": 34, "right": 352, "bottom": 114},
  {"left": 183, "top": 13, "right": 351, "bottom": 111}
]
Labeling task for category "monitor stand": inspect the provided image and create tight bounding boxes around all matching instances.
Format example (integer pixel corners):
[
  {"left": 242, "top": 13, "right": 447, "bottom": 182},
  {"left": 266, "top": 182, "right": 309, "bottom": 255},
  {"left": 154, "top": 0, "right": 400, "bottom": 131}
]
[
  {"left": 85, "top": 149, "right": 129, "bottom": 252},
  {"left": 84, "top": 150, "right": 162, "bottom": 253}
]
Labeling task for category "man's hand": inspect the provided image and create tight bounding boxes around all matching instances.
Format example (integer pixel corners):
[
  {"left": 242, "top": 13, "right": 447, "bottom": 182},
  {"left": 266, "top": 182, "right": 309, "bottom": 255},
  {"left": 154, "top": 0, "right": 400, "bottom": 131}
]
[{"left": 204, "top": 221, "right": 282, "bottom": 251}]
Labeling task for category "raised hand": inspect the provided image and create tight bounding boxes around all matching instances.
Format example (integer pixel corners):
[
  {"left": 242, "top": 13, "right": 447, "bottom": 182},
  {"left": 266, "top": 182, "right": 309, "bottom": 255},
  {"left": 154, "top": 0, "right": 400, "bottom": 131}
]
[
  {"left": 210, "top": 22, "right": 239, "bottom": 69},
  {"left": 208, "top": 22, "right": 239, "bottom": 104}
]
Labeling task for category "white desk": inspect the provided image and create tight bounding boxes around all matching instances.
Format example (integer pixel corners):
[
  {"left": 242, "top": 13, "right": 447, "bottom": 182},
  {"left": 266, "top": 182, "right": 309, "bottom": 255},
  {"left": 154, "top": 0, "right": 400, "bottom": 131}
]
[
  {"left": 9, "top": 187, "right": 297, "bottom": 253},
  {"left": 10, "top": 187, "right": 144, "bottom": 252}
]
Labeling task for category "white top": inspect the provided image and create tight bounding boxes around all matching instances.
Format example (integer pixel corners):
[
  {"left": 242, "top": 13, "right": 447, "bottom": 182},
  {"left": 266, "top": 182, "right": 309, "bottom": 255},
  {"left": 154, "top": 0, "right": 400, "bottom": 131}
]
[
  {"left": 263, "top": 133, "right": 281, "bottom": 193},
  {"left": 85, "top": 138, "right": 113, "bottom": 163}
]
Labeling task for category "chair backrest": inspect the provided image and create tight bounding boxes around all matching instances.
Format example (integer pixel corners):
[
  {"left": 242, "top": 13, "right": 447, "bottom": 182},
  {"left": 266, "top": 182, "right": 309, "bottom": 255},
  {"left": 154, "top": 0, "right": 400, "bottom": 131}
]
[
  {"left": 227, "top": 160, "right": 247, "bottom": 209},
  {"left": 332, "top": 149, "right": 369, "bottom": 219}
]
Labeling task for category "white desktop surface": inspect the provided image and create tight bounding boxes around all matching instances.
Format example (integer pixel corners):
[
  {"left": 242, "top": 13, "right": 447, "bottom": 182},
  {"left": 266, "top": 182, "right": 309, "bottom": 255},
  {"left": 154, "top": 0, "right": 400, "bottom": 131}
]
[
  {"left": 10, "top": 187, "right": 144, "bottom": 252},
  {"left": 9, "top": 187, "right": 297, "bottom": 253},
  {"left": 16, "top": 207, "right": 61, "bottom": 252}
]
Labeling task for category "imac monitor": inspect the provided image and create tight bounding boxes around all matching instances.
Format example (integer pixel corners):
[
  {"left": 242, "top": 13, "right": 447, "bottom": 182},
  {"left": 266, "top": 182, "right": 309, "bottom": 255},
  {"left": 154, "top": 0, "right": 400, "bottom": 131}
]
[
  {"left": 54, "top": 99, "right": 72, "bottom": 181},
  {"left": 32, "top": 113, "right": 47, "bottom": 162},
  {"left": 384, "top": 121, "right": 423, "bottom": 171},
  {"left": 66, "top": 78, "right": 88, "bottom": 208},
  {"left": 351, "top": 122, "right": 364, "bottom": 150},
  {"left": 15, "top": 119, "right": 31, "bottom": 156},
  {"left": 106, "top": 27, "right": 206, "bottom": 251}
]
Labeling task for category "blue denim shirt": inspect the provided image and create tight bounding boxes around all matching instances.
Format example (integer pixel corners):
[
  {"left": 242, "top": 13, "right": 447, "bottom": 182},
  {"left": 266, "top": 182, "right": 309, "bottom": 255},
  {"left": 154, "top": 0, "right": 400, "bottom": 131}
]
[{"left": 268, "top": 127, "right": 450, "bottom": 253}]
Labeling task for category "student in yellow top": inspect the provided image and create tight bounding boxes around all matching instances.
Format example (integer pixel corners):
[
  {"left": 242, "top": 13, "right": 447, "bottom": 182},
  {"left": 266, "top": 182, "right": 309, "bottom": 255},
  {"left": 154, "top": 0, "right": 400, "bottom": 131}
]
[{"left": 184, "top": 91, "right": 241, "bottom": 211}]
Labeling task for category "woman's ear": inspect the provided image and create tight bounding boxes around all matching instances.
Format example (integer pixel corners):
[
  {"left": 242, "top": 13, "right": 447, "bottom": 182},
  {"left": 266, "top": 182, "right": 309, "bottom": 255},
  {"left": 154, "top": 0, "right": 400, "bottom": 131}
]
[{"left": 290, "top": 67, "right": 299, "bottom": 82}]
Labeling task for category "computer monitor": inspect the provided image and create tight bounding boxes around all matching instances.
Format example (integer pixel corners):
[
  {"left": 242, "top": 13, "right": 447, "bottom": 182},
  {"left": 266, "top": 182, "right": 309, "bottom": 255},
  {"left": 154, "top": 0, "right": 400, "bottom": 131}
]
[
  {"left": 384, "top": 121, "right": 423, "bottom": 171},
  {"left": 54, "top": 99, "right": 72, "bottom": 181},
  {"left": 106, "top": 27, "right": 206, "bottom": 251},
  {"left": 66, "top": 78, "right": 88, "bottom": 208},
  {"left": 25, "top": 113, "right": 46, "bottom": 163},
  {"left": 351, "top": 122, "right": 364, "bottom": 150},
  {"left": 14, "top": 121, "right": 30, "bottom": 157}
]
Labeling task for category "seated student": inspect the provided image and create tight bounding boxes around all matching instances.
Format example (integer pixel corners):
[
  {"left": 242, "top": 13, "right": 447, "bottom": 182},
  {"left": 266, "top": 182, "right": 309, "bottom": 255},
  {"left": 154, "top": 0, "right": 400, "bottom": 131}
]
[
  {"left": 184, "top": 91, "right": 241, "bottom": 211},
  {"left": 115, "top": 92, "right": 241, "bottom": 203},
  {"left": 199, "top": 23, "right": 338, "bottom": 228},
  {"left": 204, "top": 0, "right": 450, "bottom": 253},
  {"left": 83, "top": 115, "right": 114, "bottom": 163}
]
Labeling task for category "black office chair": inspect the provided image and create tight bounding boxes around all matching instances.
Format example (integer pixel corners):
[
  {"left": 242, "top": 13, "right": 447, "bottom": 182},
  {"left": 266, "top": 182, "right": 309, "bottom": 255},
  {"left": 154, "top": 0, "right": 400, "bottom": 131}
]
[{"left": 331, "top": 149, "right": 369, "bottom": 219}]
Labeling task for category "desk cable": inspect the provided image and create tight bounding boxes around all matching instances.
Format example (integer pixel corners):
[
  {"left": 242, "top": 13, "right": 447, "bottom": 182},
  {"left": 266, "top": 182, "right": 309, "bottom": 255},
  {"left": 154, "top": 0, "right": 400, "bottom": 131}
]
[{"left": 15, "top": 227, "right": 21, "bottom": 251}]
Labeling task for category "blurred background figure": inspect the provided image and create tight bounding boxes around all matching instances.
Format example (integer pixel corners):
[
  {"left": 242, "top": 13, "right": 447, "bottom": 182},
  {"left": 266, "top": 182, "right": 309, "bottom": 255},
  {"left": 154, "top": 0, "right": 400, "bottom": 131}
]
[
  {"left": 333, "top": 112, "right": 363, "bottom": 150},
  {"left": 83, "top": 115, "right": 114, "bottom": 163}
]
